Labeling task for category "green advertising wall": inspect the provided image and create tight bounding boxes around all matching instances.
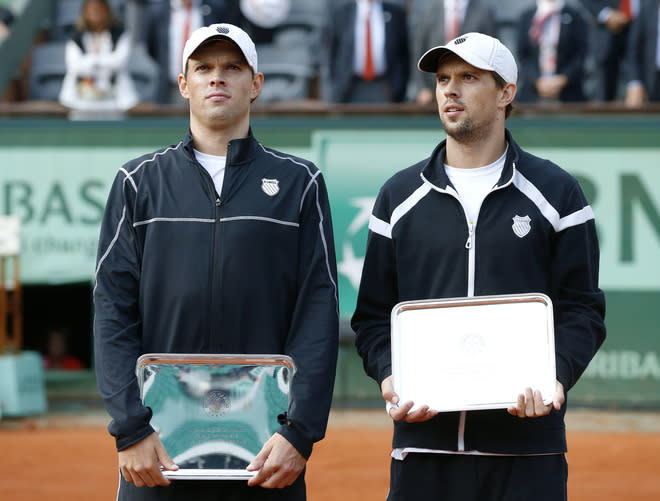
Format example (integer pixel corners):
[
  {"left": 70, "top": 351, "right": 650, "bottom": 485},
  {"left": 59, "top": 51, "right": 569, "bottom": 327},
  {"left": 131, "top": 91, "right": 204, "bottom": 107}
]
[{"left": 1, "top": 114, "right": 658, "bottom": 407}]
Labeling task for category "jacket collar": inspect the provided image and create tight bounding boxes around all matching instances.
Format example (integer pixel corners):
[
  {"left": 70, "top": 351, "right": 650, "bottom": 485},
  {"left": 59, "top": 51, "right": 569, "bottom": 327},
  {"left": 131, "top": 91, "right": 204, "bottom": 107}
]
[
  {"left": 182, "top": 127, "right": 259, "bottom": 165},
  {"left": 421, "top": 129, "right": 521, "bottom": 191}
]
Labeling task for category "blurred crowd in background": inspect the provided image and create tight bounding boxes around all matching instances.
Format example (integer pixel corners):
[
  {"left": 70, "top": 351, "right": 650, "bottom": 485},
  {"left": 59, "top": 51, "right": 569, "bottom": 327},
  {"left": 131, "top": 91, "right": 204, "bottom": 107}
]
[{"left": 0, "top": 0, "right": 658, "bottom": 114}]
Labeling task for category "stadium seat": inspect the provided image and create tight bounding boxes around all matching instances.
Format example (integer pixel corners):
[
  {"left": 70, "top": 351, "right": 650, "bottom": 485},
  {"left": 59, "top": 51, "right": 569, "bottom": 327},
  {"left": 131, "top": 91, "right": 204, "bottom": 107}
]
[
  {"left": 28, "top": 41, "right": 67, "bottom": 101},
  {"left": 257, "top": 44, "right": 314, "bottom": 102},
  {"left": 127, "top": 42, "right": 159, "bottom": 103}
]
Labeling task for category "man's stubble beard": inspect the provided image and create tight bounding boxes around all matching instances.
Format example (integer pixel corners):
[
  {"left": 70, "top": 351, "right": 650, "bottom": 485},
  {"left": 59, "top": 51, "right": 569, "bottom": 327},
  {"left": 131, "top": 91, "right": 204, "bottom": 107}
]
[{"left": 441, "top": 115, "right": 492, "bottom": 144}]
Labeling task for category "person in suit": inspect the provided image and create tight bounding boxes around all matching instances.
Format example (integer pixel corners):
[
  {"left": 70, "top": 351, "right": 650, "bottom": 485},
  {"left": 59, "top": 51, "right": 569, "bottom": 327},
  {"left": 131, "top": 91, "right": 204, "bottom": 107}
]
[
  {"left": 516, "top": 0, "right": 589, "bottom": 103},
  {"left": 582, "top": 0, "right": 639, "bottom": 101},
  {"left": 623, "top": 0, "right": 660, "bottom": 107},
  {"left": 323, "top": 0, "right": 410, "bottom": 103},
  {"left": 143, "top": 0, "right": 239, "bottom": 104},
  {"left": 409, "top": 0, "right": 497, "bottom": 104}
]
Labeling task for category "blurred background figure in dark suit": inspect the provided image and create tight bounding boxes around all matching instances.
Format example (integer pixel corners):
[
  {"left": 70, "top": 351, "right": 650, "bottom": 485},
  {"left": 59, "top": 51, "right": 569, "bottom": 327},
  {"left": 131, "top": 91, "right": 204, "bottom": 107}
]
[
  {"left": 322, "top": 0, "right": 410, "bottom": 103},
  {"left": 142, "top": 0, "right": 291, "bottom": 104},
  {"left": 581, "top": 0, "right": 639, "bottom": 101},
  {"left": 623, "top": 0, "right": 660, "bottom": 107},
  {"left": 143, "top": 0, "right": 239, "bottom": 104},
  {"left": 408, "top": 0, "right": 497, "bottom": 105},
  {"left": 516, "top": 0, "right": 588, "bottom": 103}
]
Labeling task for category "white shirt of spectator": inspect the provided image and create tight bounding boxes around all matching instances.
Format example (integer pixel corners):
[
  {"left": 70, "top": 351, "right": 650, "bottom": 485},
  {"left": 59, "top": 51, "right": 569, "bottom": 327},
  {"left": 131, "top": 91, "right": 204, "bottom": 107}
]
[
  {"left": 534, "top": 0, "right": 563, "bottom": 77},
  {"left": 444, "top": 0, "right": 468, "bottom": 42},
  {"left": 170, "top": 0, "right": 204, "bottom": 83},
  {"left": 194, "top": 149, "right": 226, "bottom": 197},
  {"left": 59, "top": 31, "right": 139, "bottom": 112},
  {"left": 354, "top": 0, "right": 386, "bottom": 78}
]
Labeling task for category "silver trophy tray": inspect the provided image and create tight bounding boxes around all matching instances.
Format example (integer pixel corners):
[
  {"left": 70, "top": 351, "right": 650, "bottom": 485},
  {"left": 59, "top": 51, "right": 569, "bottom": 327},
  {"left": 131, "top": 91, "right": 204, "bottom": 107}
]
[
  {"left": 391, "top": 293, "right": 556, "bottom": 412},
  {"left": 136, "top": 353, "right": 295, "bottom": 480}
]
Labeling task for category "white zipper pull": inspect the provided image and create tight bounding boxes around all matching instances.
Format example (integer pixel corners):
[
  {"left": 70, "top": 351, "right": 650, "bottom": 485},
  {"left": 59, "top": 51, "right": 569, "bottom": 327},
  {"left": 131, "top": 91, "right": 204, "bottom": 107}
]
[{"left": 465, "top": 222, "right": 474, "bottom": 249}]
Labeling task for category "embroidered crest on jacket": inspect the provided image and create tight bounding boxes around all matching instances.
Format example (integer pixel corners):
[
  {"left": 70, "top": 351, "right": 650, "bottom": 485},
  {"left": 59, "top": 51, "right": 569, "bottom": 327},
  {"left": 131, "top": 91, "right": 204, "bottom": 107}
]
[
  {"left": 261, "top": 178, "right": 279, "bottom": 196},
  {"left": 512, "top": 215, "right": 531, "bottom": 238}
]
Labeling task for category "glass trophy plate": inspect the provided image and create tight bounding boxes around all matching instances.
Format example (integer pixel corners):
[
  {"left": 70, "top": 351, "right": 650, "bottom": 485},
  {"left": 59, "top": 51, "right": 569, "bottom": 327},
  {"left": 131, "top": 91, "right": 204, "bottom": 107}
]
[
  {"left": 391, "top": 293, "right": 556, "bottom": 412},
  {"left": 136, "top": 353, "right": 295, "bottom": 480}
]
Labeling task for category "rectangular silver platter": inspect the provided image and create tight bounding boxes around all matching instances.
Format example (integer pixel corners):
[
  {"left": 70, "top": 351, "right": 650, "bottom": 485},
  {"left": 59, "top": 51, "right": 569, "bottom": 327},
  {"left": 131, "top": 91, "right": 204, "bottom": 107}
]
[
  {"left": 391, "top": 293, "right": 556, "bottom": 412},
  {"left": 136, "top": 353, "right": 295, "bottom": 480}
]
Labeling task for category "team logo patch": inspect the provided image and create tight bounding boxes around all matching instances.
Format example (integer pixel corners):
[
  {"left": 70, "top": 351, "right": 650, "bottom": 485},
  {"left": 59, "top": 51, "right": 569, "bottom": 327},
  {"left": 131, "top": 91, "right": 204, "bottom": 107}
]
[
  {"left": 216, "top": 26, "right": 229, "bottom": 35},
  {"left": 454, "top": 36, "right": 467, "bottom": 45},
  {"left": 261, "top": 178, "right": 279, "bottom": 196},
  {"left": 512, "top": 215, "right": 531, "bottom": 238}
]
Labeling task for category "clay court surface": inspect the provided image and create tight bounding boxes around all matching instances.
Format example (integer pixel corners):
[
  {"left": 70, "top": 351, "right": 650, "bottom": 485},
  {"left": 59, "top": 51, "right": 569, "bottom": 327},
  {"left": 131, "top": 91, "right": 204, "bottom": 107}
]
[{"left": 1, "top": 408, "right": 659, "bottom": 500}]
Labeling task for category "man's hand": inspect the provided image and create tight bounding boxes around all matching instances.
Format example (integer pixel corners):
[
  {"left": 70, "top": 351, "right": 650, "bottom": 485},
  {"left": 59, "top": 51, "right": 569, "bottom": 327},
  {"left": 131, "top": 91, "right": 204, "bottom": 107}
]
[
  {"left": 416, "top": 88, "right": 434, "bottom": 106},
  {"left": 247, "top": 433, "right": 306, "bottom": 489},
  {"left": 536, "top": 75, "right": 568, "bottom": 99},
  {"left": 625, "top": 84, "right": 647, "bottom": 108},
  {"left": 381, "top": 375, "right": 438, "bottom": 423},
  {"left": 118, "top": 432, "right": 178, "bottom": 488},
  {"left": 507, "top": 381, "right": 565, "bottom": 418},
  {"left": 605, "top": 10, "right": 631, "bottom": 33}
]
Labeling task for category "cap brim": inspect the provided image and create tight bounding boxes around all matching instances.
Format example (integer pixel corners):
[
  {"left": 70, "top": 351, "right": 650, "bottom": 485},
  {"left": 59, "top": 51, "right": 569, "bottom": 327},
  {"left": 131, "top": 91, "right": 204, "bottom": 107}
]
[{"left": 418, "top": 47, "right": 452, "bottom": 73}]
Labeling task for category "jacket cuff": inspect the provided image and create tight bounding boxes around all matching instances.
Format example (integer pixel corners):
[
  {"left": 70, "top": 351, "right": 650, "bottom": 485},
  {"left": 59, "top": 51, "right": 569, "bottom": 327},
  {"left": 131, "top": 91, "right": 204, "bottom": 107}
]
[
  {"left": 377, "top": 365, "right": 392, "bottom": 386},
  {"left": 277, "top": 423, "right": 314, "bottom": 460},
  {"left": 115, "top": 423, "right": 155, "bottom": 452},
  {"left": 555, "top": 355, "right": 572, "bottom": 393}
]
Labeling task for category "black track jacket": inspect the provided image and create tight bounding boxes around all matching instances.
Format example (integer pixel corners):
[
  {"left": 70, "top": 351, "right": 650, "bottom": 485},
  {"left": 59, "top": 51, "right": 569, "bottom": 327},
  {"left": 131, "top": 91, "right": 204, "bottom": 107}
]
[
  {"left": 94, "top": 130, "right": 339, "bottom": 459},
  {"left": 352, "top": 131, "right": 605, "bottom": 454}
]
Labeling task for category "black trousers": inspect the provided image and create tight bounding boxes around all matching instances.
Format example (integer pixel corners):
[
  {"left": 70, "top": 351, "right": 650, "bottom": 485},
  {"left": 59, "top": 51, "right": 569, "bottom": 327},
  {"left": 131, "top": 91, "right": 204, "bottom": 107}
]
[
  {"left": 117, "top": 471, "right": 306, "bottom": 501},
  {"left": 387, "top": 453, "right": 567, "bottom": 501}
]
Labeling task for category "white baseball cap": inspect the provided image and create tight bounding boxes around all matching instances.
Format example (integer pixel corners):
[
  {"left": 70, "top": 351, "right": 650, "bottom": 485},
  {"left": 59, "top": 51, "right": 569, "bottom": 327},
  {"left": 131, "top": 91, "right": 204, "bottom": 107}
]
[
  {"left": 417, "top": 32, "right": 517, "bottom": 85},
  {"left": 182, "top": 23, "right": 258, "bottom": 74}
]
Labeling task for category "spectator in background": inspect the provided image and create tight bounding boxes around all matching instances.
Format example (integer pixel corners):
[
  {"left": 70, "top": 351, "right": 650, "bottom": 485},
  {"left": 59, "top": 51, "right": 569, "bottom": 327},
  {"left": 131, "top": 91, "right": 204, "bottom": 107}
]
[
  {"left": 623, "top": 0, "right": 660, "bottom": 107},
  {"left": 409, "top": 0, "right": 497, "bottom": 105},
  {"left": 323, "top": 0, "right": 410, "bottom": 103},
  {"left": 43, "top": 328, "right": 84, "bottom": 370},
  {"left": 58, "top": 0, "right": 139, "bottom": 117},
  {"left": 0, "top": 6, "right": 19, "bottom": 102},
  {"left": 516, "top": 0, "right": 588, "bottom": 103},
  {"left": 0, "top": 6, "right": 14, "bottom": 41},
  {"left": 582, "top": 0, "right": 639, "bottom": 101},
  {"left": 143, "top": 0, "right": 240, "bottom": 104}
]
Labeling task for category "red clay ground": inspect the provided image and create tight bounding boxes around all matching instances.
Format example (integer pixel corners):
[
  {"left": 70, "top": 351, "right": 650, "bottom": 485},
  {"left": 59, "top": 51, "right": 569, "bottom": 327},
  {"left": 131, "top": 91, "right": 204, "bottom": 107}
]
[{"left": 1, "top": 409, "right": 659, "bottom": 500}]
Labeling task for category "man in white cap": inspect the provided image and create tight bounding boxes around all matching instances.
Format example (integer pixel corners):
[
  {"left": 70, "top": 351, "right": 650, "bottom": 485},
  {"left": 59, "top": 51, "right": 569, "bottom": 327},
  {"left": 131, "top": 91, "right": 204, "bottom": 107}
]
[
  {"left": 94, "top": 23, "right": 339, "bottom": 500},
  {"left": 352, "top": 32, "right": 605, "bottom": 500}
]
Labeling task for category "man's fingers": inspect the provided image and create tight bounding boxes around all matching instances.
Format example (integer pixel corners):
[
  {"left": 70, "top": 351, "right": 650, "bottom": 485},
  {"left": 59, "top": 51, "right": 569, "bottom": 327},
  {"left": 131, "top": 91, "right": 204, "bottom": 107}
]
[
  {"left": 522, "top": 387, "right": 534, "bottom": 416},
  {"left": 247, "top": 465, "right": 272, "bottom": 487},
  {"left": 388, "top": 400, "right": 414, "bottom": 421},
  {"left": 533, "top": 390, "right": 546, "bottom": 415},
  {"left": 157, "top": 450, "right": 178, "bottom": 471},
  {"left": 381, "top": 376, "right": 399, "bottom": 405},
  {"left": 404, "top": 405, "right": 435, "bottom": 423},
  {"left": 120, "top": 467, "right": 137, "bottom": 486},
  {"left": 247, "top": 443, "right": 271, "bottom": 472},
  {"left": 255, "top": 464, "right": 299, "bottom": 489},
  {"left": 507, "top": 392, "right": 526, "bottom": 417}
]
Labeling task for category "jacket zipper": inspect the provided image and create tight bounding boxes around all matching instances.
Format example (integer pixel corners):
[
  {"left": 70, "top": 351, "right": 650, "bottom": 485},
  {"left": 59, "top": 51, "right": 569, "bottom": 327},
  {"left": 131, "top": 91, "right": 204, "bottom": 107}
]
[
  {"left": 211, "top": 195, "right": 222, "bottom": 349},
  {"left": 194, "top": 157, "right": 221, "bottom": 350},
  {"left": 423, "top": 161, "right": 516, "bottom": 452}
]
